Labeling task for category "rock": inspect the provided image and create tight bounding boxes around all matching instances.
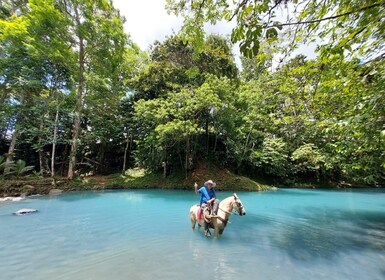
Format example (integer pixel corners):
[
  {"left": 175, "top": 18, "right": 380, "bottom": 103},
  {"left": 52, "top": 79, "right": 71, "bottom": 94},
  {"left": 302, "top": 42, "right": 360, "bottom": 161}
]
[
  {"left": 13, "top": 208, "right": 38, "bottom": 215},
  {"left": 49, "top": 189, "right": 63, "bottom": 195},
  {"left": 0, "top": 196, "right": 25, "bottom": 202}
]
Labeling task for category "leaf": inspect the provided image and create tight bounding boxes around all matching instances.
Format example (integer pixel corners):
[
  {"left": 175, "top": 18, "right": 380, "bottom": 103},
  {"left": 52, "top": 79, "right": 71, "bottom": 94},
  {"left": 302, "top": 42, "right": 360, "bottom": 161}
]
[{"left": 265, "top": 28, "right": 278, "bottom": 39}]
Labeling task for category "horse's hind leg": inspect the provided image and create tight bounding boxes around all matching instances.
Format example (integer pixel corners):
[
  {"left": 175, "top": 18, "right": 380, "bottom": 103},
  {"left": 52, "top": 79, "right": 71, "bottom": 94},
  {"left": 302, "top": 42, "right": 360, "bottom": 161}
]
[{"left": 190, "top": 212, "right": 196, "bottom": 230}]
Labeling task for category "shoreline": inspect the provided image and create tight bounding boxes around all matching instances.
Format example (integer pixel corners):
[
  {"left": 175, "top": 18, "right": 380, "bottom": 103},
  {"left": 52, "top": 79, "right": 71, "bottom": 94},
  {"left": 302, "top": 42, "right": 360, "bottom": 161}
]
[{"left": 1, "top": 164, "right": 382, "bottom": 197}]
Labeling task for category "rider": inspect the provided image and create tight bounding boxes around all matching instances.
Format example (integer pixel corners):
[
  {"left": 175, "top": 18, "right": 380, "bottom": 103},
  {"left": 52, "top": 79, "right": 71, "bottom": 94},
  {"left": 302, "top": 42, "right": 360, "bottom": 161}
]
[{"left": 194, "top": 180, "right": 220, "bottom": 237}]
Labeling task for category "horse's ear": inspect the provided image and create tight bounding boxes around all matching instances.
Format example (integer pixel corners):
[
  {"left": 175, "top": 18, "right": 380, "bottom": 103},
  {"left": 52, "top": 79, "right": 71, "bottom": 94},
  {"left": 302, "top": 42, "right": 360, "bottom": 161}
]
[{"left": 233, "top": 193, "right": 238, "bottom": 200}]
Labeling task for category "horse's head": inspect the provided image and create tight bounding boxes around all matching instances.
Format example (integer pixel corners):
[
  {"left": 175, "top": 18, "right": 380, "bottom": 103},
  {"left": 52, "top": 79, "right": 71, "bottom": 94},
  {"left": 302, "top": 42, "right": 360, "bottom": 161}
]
[{"left": 232, "top": 193, "right": 246, "bottom": 216}]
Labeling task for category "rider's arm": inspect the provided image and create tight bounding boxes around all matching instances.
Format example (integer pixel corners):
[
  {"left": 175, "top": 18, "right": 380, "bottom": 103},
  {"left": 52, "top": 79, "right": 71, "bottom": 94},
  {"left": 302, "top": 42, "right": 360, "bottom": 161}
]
[
  {"left": 194, "top": 182, "right": 199, "bottom": 194},
  {"left": 207, "top": 189, "right": 216, "bottom": 204},
  {"left": 207, "top": 197, "right": 215, "bottom": 204}
]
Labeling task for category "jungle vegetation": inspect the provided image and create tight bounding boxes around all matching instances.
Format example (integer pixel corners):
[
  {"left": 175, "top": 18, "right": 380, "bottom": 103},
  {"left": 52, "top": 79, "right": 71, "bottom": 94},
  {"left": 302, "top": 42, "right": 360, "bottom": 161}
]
[{"left": 1, "top": 0, "right": 384, "bottom": 187}]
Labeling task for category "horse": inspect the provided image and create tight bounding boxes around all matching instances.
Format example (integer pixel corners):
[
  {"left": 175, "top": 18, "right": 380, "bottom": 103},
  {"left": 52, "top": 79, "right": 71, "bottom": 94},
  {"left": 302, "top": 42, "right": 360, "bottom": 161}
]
[{"left": 189, "top": 193, "right": 246, "bottom": 238}]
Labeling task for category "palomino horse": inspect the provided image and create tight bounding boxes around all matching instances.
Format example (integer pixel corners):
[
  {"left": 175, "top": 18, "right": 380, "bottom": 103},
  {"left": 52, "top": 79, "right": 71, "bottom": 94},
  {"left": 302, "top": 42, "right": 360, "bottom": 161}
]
[{"left": 190, "top": 193, "right": 246, "bottom": 238}]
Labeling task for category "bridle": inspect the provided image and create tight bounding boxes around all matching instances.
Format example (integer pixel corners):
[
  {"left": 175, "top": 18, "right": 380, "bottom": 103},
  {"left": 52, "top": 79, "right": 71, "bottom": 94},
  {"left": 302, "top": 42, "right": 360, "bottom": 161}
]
[{"left": 218, "top": 199, "right": 245, "bottom": 217}]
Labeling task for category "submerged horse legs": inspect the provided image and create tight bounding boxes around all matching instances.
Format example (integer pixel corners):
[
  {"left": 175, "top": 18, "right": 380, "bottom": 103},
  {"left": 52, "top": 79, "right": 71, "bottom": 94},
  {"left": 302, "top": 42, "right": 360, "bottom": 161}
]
[{"left": 190, "top": 208, "right": 197, "bottom": 230}]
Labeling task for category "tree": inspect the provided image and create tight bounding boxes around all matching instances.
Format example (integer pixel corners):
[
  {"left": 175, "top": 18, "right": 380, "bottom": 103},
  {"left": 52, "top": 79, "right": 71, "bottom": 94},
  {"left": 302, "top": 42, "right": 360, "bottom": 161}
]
[
  {"left": 1, "top": 0, "right": 74, "bottom": 176},
  {"left": 133, "top": 34, "right": 238, "bottom": 101},
  {"left": 132, "top": 35, "right": 239, "bottom": 175},
  {"left": 166, "top": 0, "right": 385, "bottom": 60},
  {"left": 60, "top": 0, "right": 129, "bottom": 179},
  {"left": 1, "top": 0, "right": 136, "bottom": 178},
  {"left": 134, "top": 75, "right": 235, "bottom": 177},
  {"left": 251, "top": 137, "right": 290, "bottom": 179},
  {"left": 0, "top": 1, "right": 50, "bottom": 174}
]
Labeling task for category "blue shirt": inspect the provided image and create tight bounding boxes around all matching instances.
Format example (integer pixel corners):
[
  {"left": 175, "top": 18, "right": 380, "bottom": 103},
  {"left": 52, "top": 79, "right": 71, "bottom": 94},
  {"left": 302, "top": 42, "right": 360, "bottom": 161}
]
[{"left": 198, "top": 186, "right": 216, "bottom": 205}]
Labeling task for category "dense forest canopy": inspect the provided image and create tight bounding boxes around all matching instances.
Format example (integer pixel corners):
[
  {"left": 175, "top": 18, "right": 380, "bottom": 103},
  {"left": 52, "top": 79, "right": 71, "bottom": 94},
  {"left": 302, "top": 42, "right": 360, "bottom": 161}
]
[{"left": 0, "top": 0, "right": 384, "bottom": 186}]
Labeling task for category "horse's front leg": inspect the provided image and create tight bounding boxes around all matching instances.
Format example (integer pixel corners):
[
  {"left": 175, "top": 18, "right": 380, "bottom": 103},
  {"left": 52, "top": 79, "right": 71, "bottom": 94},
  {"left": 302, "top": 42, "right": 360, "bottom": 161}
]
[
  {"left": 212, "top": 219, "right": 219, "bottom": 238},
  {"left": 214, "top": 227, "right": 219, "bottom": 238}
]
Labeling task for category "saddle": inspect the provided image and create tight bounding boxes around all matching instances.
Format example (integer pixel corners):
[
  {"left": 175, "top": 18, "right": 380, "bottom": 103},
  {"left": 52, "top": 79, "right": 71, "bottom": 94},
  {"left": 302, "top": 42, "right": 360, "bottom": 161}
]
[{"left": 197, "top": 205, "right": 213, "bottom": 223}]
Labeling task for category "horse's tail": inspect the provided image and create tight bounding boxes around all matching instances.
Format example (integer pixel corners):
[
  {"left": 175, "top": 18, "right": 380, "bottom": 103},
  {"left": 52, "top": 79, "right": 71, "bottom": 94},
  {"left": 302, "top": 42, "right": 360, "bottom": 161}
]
[
  {"left": 190, "top": 204, "right": 199, "bottom": 229},
  {"left": 191, "top": 204, "right": 205, "bottom": 219},
  {"left": 189, "top": 204, "right": 195, "bottom": 218}
]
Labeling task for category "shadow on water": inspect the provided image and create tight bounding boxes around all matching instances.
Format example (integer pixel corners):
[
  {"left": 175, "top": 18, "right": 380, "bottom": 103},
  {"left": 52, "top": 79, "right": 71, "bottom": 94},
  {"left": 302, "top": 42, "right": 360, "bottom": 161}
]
[
  {"left": 280, "top": 209, "right": 384, "bottom": 261},
  {"left": 230, "top": 207, "right": 385, "bottom": 263}
]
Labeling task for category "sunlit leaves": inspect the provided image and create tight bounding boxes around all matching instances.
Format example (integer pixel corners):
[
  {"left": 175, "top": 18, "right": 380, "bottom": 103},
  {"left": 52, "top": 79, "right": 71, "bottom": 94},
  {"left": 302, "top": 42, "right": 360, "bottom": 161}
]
[
  {"left": 133, "top": 74, "right": 233, "bottom": 170},
  {"left": 251, "top": 137, "right": 290, "bottom": 178},
  {"left": 167, "top": 0, "right": 385, "bottom": 61}
]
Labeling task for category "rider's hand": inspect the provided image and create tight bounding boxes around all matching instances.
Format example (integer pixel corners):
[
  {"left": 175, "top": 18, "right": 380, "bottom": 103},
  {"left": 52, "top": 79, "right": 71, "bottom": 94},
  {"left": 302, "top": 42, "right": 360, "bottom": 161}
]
[{"left": 194, "top": 182, "right": 198, "bottom": 188}]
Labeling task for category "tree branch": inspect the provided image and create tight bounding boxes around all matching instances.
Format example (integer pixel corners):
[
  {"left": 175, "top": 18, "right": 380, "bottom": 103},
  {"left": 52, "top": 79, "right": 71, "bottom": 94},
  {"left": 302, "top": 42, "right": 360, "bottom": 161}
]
[
  {"left": 265, "top": 2, "right": 385, "bottom": 29},
  {"left": 230, "top": 0, "right": 249, "bottom": 21}
]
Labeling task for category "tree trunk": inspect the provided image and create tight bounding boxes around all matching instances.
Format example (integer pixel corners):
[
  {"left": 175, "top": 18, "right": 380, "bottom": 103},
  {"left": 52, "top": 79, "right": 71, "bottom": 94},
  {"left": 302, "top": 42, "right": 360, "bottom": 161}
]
[
  {"left": 67, "top": 87, "right": 83, "bottom": 179},
  {"left": 98, "top": 142, "right": 106, "bottom": 174},
  {"left": 38, "top": 149, "right": 47, "bottom": 175},
  {"left": 68, "top": 7, "right": 85, "bottom": 179},
  {"left": 163, "top": 146, "right": 167, "bottom": 178},
  {"left": 122, "top": 133, "right": 131, "bottom": 174},
  {"left": 51, "top": 105, "right": 59, "bottom": 177},
  {"left": 4, "top": 129, "right": 18, "bottom": 175},
  {"left": 185, "top": 134, "right": 190, "bottom": 179},
  {"left": 38, "top": 115, "right": 49, "bottom": 175}
]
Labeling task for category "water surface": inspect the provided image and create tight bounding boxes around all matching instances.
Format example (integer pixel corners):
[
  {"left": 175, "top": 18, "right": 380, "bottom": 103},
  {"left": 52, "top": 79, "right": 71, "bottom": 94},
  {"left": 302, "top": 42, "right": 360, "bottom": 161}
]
[{"left": 0, "top": 188, "right": 384, "bottom": 280}]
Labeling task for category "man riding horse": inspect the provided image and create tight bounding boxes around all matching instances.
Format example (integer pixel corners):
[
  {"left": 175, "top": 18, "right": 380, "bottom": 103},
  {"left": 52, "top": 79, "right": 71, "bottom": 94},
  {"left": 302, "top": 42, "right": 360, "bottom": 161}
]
[{"left": 194, "top": 180, "right": 220, "bottom": 237}]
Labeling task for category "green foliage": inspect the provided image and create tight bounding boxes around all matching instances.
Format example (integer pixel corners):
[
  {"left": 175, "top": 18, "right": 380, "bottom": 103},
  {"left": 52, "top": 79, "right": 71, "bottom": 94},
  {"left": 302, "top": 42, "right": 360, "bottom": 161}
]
[
  {"left": 106, "top": 163, "right": 271, "bottom": 191},
  {"left": 167, "top": 0, "right": 385, "bottom": 60},
  {"left": 134, "top": 74, "right": 234, "bottom": 171},
  {"left": 0, "top": 156, "right": 34, "bottom": 178},
  {"left": 12, "top": 159, "right": 35, "bottom": 177},
  {"left": 132, "top": 35, "right": 239, "bottom": 172},
  {"left": 0, "top": 156, "right": 15, "bottom": 174},
  {"left": 251, "top": 137, "right": 290, "bottom": 178},
  {"left": 133, "top": 35, "right": 238, "bottom": 100},
  {"left": 1, "top": 0, "right": 384, "bottom": 188},
  {"left": 291, "top": 144, "right": 327, "bottom": 177}
]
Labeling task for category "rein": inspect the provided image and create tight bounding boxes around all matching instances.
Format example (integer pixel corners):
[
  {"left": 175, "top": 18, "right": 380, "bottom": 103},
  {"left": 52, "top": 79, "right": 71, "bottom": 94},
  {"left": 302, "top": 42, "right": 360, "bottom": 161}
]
[
  {"left": 218, "top": 207, "right": 233, "bottom": 215},
  {"left": 217, "top": 206, "right": 239, "bottom": 225},
  {"left": 218, "top": 205, "right": 240, "bottom": 216},
  {"left": 215, "top": 208, "right": 230, "bottom": 225}
]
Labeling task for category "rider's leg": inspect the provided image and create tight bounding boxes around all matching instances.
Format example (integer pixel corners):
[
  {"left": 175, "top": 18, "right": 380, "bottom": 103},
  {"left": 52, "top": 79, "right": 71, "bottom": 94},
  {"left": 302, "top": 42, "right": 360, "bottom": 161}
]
[
  {"left": 201, "top": 203, "right": 211, "bottom": 236},
  {"left": 212, "top": 199, "right": 220, "bottom": 215},
  {"left": 201, "top": 203, "right": 209, "bottom": 217},
  {"left": 204, "top": 221, "right": 210, "bottom": 236}
]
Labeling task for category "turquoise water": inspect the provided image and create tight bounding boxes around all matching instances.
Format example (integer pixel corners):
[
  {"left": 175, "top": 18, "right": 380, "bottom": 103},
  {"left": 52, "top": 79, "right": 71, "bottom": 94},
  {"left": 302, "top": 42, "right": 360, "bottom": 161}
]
[{"left": 0, "top": 188, "right": 384, "bottom": 280}]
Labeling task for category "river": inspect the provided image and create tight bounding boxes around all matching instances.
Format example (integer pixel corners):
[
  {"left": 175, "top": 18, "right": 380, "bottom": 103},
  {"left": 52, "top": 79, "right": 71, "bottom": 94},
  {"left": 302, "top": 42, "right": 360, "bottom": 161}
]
[{"left": 0, "top": 188, "right": 384, "bottom": 280}]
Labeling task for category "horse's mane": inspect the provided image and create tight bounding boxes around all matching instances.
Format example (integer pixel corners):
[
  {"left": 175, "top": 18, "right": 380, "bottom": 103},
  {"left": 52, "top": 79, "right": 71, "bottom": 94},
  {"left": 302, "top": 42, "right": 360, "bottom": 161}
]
[{"left": 220, "top": 195, "right": 234, "bottom": 206}]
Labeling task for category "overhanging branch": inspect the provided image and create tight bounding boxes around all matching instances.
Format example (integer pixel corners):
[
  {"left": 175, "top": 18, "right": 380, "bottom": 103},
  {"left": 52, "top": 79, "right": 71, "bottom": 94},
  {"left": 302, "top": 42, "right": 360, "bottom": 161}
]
[{"left": 265, "top": 2, "right": 385, "bottom": 29}]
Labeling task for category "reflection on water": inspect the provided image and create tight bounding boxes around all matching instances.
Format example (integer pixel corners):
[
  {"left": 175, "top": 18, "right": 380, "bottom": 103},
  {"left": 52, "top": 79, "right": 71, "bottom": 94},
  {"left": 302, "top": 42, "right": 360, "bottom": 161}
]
[
  {"left": 0, "top": 189, "right": 384, "bottom": 280},
  {"left": 268, "top": 209, "right": 385, "bottom": 261}
]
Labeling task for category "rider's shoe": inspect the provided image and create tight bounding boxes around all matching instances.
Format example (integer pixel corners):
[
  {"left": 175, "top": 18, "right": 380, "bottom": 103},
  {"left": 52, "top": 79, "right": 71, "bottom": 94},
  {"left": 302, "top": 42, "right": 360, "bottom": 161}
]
[{"left": 205, "top": 230, "right": 211, "bottom": 237}]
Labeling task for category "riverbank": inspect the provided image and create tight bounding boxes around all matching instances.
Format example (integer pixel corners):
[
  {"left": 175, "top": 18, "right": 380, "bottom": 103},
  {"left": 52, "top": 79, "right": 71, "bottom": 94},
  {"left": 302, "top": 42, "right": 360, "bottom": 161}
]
[
  {"left": 2, "top": 163, "right": 379, "bottom": 198},
  {"left": 0, "top": 164, "right": 273, "bottom": 197}
]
